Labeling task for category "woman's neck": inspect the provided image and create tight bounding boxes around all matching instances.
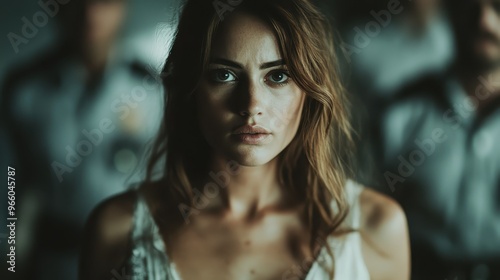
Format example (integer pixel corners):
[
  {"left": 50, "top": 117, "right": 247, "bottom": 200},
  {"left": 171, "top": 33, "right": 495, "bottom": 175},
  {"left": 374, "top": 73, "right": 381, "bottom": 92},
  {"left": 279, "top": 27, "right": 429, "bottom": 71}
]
[{"left": 204, "top": 155, "right": 293, "bottom": 220}]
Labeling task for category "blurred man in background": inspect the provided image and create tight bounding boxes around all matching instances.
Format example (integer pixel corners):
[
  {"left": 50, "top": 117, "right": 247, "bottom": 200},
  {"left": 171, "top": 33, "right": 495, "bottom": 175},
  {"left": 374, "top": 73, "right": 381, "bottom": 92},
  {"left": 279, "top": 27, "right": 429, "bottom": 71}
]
[
  {"left": 373, "top": 0, "right": 500, "bottom": 279},
  {"left": 0, "top": 0, "right": 162, "bottom": 279},
  {"left": 344, "top": 0, "right": 453, "bottom": 98},
  {"left": 324, "top": 0, "right": 455, "bottom": 184}
]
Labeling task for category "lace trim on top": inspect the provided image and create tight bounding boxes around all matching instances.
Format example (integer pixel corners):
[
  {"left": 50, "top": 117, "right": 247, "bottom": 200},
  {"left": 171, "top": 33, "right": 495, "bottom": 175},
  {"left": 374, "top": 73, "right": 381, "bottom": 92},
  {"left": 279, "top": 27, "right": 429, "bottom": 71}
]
[{"left": 127, "top": 191, "right": 178, "bottom": 279}]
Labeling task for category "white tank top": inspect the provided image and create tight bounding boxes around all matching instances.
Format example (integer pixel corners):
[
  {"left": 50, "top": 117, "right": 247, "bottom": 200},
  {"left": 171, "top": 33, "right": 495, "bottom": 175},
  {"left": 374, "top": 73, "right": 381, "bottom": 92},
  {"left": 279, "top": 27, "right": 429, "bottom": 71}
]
[{"left": 127, "top": 179, "right": 370, "bottom": 280}]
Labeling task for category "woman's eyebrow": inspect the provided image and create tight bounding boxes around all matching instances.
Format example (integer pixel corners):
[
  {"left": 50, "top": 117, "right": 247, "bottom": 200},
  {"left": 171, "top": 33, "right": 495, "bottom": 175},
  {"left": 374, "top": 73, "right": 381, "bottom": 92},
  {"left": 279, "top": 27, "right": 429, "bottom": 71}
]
[
  {"left": 210, "top": 58, "right": 243, "bottom": 69},
  {"left": 209, "top": 58, "right": 285, "bottom": 69},
  {"left": 260, "top": 59, "right": 285, "bottom": 69}
]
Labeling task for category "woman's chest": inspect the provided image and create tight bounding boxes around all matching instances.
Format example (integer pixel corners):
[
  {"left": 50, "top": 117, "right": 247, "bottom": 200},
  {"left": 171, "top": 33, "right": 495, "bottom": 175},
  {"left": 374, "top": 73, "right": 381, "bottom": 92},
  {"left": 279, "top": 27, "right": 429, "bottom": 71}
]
[{"left": 164, "top": 213, "right": 315, "bottom": 280}]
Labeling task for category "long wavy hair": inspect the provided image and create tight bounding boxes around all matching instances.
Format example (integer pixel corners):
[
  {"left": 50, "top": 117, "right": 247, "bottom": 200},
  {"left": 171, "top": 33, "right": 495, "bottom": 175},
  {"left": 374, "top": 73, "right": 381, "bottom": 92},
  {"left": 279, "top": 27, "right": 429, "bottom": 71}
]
[{"left": 145, "top": 0, "right": 355, "bottom": 277}]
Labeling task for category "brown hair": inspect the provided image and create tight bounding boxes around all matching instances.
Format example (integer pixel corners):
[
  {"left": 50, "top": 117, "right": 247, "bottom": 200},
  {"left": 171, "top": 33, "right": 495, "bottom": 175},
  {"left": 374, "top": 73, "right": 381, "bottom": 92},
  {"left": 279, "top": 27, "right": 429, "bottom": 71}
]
[{"left": 145, "top": 0, "right": 355, "bottom": 277}]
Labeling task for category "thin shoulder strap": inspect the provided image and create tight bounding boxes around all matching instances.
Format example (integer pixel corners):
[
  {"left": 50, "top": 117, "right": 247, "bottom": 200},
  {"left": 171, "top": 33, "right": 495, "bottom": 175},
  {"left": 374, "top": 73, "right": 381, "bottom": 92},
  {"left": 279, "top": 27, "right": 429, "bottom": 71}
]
[
  {"left": 128, "top": 190, "right": 178, "bottom": 279},
  {"left": 131, "top": 190, "right": 149, "bottom": 240},
  {"left": 131, "top": 190, "right": 167, "bottom": 251},
  {"left": 345, "top": 180, "right": 364, "bottom": 230}
]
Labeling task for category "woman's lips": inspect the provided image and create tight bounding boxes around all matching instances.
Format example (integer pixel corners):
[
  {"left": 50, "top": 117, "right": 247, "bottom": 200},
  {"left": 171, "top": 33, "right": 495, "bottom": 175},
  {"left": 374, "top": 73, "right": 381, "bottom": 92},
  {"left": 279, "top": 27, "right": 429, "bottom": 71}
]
[
  {"left": 232, "top": 133, "right": 271, "bottom": 144},
  {"left": 231, "top": 125, "right": 272, "bottom": 144}
]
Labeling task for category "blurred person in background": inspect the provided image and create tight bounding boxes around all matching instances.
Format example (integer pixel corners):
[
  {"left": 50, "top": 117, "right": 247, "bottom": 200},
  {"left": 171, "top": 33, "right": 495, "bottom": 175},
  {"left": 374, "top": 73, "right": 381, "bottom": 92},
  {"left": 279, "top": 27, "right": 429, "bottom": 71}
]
[
  {"left": 0, "top": 0, "right": 162, "bottom": 279},
  {"left": 332, "top": 0, "right": 454, "bottom": 98},
  {"left": 370, "top": 0, "right": 500, "bottom": 279},
  {"left": 328, "top": 0, "right": 455, "bottom": 183}
]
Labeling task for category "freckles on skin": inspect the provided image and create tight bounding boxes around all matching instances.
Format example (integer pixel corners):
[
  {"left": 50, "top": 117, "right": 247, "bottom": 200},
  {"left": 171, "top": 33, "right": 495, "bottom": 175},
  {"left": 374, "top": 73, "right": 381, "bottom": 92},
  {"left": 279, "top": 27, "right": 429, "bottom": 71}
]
[
  {"left": 196, "top": 82, "right": 305, "bottom": 165},
  {"left": 268, "top": 87, "right": 304, "bottom": 149},
  {"left": 195, "top": 12, "right": 306, "bottom": 166},
  {"left": 211, "top": 15, "right": 280, "bottom": 76}
]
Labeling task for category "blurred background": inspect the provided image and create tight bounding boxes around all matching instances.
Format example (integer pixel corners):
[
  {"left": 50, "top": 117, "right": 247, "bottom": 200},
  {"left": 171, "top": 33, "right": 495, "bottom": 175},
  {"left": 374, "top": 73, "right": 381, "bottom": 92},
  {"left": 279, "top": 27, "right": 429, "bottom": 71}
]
[
  {"left": 0, "top": 0, "right": 499, "bottom": 279},
  {"left": 0, "top": 0, "right": 175, "bottom": 279}
]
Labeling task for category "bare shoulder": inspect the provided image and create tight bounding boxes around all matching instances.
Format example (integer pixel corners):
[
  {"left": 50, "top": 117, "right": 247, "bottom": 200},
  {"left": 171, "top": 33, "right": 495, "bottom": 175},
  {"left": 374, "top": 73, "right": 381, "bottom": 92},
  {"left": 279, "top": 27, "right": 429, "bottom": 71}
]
[
  {"left": 358, "top": 187, "right": 407, "bottom": 239},
  {"left": 85, "top": 190, "right": 138, "bottom": 245},
  {"left": 79, "top": 189, "right": 139, "bottom": 280},
  {"left": 357, "top": 186, "right": 410, "bottom": 280}
]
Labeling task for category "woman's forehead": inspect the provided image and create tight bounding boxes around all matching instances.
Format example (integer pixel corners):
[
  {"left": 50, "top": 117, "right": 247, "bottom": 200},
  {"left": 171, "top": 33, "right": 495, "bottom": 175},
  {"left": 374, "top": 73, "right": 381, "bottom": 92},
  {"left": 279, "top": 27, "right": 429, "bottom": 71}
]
[{"left": 210, "top": 12, "right": 282, "bottom": 65}]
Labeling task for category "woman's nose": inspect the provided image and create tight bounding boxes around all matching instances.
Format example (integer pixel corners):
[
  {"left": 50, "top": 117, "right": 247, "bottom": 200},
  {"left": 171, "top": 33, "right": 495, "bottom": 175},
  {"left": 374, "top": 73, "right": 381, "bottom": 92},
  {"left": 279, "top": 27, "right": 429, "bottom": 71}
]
[{"left": 238, "top": 79, "right": 266, "bottom": 118}]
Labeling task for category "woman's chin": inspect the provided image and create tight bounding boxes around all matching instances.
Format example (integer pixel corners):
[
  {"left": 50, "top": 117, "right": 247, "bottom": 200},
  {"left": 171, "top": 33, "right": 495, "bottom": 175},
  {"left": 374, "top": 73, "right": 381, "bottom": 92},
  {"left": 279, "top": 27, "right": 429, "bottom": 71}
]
[{"left": 225, "top": 149, "right": 277, "bottom": 167}]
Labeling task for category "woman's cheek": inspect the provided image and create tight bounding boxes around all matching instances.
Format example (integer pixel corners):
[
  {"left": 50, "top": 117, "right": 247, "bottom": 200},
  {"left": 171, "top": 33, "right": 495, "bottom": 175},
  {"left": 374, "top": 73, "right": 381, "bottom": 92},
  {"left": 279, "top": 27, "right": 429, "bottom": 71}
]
[
  {"left": 197, "top": 89, "right": 232, "bottom": 138},
  {"left": 268, "top": 89, "right": 304, "bottom": 134}
]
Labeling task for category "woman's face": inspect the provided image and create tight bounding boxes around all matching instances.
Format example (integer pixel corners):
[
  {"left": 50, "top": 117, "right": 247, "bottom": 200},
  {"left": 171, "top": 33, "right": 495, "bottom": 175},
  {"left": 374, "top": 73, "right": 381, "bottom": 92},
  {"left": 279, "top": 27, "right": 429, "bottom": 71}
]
[{"left": 196, "top": 12, "right": 305, "bottom": 166}]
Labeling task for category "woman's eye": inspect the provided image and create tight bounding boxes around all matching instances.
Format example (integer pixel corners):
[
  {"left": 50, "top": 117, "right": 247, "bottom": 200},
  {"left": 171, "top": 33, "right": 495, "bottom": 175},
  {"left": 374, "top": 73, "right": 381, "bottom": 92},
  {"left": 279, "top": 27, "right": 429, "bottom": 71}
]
[
  {"left": 266, "top": 71, "right": 290, "bottom": 85},
  {"left": 210, "top": 69, "right": 237, "bottom": 83}
]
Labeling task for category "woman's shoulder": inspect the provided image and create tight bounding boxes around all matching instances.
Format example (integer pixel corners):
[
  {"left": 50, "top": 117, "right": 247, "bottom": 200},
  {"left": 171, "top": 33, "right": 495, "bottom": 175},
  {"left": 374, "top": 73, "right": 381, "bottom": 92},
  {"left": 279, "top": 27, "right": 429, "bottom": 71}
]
[
  {"left": 358, "top": 186, "right": 407, "bottom": 235},
  {"left": 84, "top": 181, "right": 163, "bottom": 241},
  {"left": 80, "top": 182, "right": 163, "bottom": 279},
  {"left": 355, "top": 184, "right": 411, "bottom": 280},
  {"left": 84, "top": 189, "right": 138, "bottom": 246},
  {"left": 80, "top": 189, "right": 140, "bottom": 279}
]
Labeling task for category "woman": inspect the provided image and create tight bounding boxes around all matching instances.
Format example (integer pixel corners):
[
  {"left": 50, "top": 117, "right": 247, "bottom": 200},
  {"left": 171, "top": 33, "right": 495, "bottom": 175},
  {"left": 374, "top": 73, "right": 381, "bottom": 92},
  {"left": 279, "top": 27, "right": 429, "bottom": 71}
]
[{"left": 79, "top": 0, "right": 410, "bottom": 279}]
